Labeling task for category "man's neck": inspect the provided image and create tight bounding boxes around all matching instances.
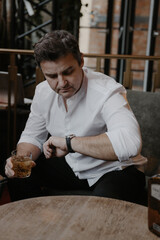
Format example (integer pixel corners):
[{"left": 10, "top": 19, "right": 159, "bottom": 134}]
[{"left": 63, "top": 98, "right": 68, "bottom": 112}]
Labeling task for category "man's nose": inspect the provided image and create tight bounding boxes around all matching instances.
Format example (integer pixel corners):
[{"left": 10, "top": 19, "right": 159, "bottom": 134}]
[{"left": 58, "top": 75, "right": 67, "bottom": 87}]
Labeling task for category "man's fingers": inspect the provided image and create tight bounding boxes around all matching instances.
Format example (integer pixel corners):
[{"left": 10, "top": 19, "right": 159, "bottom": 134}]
[
  {"left": 5, "top": 158, "right": 14, "bottom": 178},
  {"left": 45, "top": 149, "right": 53, "bottom": 158},
  {"left": 31, "top": 161, "right": 36, "bottom": 168},
  {"left": 5, "top": 165, "right": 15, "bottom": 178},
  {"left": 6, "top": 157, "right": 13, "bottom": 168},
  {"left": 43, "top": 141, "right": 55, "bottom": 158}
]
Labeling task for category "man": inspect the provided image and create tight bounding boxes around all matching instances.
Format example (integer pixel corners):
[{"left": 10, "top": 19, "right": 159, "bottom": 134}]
[{"left": 5, "top": 30, "right": 147, "bottom": 204}]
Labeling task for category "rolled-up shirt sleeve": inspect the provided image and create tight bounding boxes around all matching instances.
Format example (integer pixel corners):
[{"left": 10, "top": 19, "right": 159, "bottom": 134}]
[
  {"left": 18, "top": 85, "right": 48, "bottom": 151},
  {"left": 102, "top": 87, "right": 142, "bottom": 161}
]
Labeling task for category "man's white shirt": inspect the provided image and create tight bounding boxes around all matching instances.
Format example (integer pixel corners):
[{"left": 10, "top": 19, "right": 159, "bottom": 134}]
[{"left": 19, "top": 67, "right": 145, "bottom": 186}]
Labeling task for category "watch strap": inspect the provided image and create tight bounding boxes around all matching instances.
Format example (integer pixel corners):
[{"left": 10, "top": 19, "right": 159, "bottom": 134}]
[{"left": 66, "top": 134, "right": 76, "bottom": 153}]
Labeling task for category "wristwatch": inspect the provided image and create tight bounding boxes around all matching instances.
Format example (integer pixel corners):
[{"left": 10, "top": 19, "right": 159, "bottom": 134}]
[{"left": 65, "top": 134, "right": 76, "bottom": 153}]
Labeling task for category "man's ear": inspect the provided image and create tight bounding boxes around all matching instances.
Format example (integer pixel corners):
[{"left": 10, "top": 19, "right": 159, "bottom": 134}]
[{"left": 80, "top": 53, "right": 84, "bottom": 67}]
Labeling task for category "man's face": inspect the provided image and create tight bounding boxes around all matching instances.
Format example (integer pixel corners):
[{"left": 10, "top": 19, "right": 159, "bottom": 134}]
[{"left": 40, "top": 53, "right": 84, "bottom": 99}]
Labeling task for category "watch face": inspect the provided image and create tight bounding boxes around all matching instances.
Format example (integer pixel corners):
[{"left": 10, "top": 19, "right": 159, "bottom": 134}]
[{"left": 68, "top": 134, "right": 75, "bottom": 139}]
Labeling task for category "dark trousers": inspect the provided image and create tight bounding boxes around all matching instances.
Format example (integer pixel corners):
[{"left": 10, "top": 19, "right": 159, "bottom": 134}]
[{"left": 8, "top": 154, "right": 147, "bottom": 205}]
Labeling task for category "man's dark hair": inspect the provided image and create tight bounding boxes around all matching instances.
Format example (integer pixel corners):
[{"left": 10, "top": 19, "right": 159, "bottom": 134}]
[{"left": 34, "top": 30, "right": 82, "bottom": 67}]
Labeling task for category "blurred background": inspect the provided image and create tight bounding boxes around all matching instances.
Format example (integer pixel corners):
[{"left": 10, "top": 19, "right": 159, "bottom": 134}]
[{"left": 0, "top": 0, "right": 160, "bottom": 93}]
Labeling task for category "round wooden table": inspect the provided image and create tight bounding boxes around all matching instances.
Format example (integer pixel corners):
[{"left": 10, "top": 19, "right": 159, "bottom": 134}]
[{"left": 0, "top": 195, "right": 158, "bottom": 240}]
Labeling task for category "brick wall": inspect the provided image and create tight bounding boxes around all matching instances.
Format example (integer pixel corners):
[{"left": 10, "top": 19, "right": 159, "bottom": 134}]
[{"left": 79, "top": 0, "right": 160, "bottom": 90}]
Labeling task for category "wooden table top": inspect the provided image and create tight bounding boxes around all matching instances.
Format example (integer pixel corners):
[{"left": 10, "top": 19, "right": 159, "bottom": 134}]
[{"left": 0, "top": 195, "right": 158, "bottom": 240}]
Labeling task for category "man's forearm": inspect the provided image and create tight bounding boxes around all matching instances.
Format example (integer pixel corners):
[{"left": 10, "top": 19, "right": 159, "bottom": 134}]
[
  {"left": 71, "top": 133, "right": 118, "bottom": 161},
  {"left": 17, "top": 142, "right": 41, "bottom": 161}
]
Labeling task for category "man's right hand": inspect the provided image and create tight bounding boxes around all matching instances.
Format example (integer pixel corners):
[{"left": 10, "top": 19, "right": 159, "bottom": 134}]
[
  {"left": 43, "top": 136, "right": 68, "bottom": 159},
  {"left": 5, "top": 157, "right": 36, "bottom": 178}
]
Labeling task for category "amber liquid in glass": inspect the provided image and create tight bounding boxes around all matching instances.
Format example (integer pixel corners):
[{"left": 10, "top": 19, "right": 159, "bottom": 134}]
[{"left": 12, "top": 155, "right": 32, "bottom": 178}]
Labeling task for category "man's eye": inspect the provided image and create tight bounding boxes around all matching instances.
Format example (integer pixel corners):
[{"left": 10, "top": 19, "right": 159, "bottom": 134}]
[
  {"left": 47, "top": 74, "right": 57, "bottom": 79},
  {"left": 46, "top": 74, "right": 57, "bottom": 79},
  {"left": 63, "top": 69, "right": 74, "bottom": 75},
  {"left": 52, "top": 75, "right": 57, "bottom": 79}
]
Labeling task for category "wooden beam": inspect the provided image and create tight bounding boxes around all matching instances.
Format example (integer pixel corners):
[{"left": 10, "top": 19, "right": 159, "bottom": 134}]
[{"left": 123, "top": 59, "right": 132, "bottom": 89}]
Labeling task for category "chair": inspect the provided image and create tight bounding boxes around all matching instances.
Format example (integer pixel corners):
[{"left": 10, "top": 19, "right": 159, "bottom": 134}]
[
  {"left": 127, "top": 90, "right": 160, "bottom": 176},
  {"left": 0, "top": 175, "right": 10, "bottom": 205},
  {"left": 0, "top": 71, "right": 24, "bottom": 108},
  {"left": 0, "top": 71, "right": 26, "bottom": 159}
]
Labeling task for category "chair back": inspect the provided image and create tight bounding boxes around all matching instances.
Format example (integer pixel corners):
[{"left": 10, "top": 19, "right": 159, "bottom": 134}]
[
  {"left": 0, "top": 71, "right": 24, "bottom": 108},
  {"left": 127, "top": 90, "right": 160, "bottom": 176}
]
